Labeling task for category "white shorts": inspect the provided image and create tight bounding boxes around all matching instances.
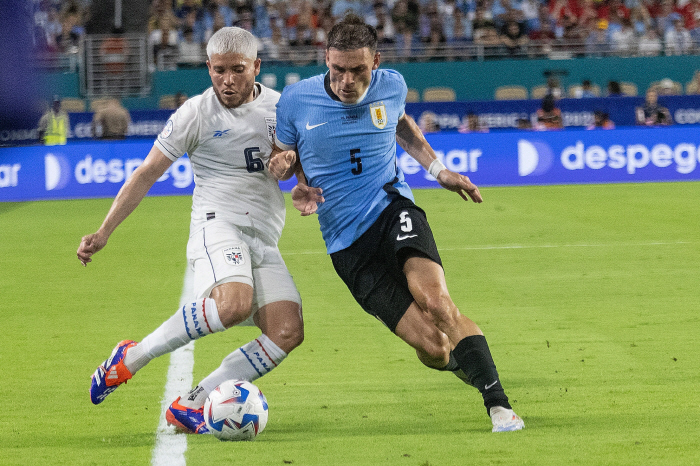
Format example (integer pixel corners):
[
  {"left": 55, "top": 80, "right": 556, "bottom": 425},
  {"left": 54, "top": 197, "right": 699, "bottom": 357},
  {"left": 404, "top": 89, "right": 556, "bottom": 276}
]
[{"left": 186, "top": 219, "right": 301, "bottom": 324}]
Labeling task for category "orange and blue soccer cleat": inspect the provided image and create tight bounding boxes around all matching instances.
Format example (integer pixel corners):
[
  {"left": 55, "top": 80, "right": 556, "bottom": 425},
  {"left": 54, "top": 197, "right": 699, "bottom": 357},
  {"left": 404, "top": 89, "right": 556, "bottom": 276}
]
[
  {"left": 166, "top": 397, "right": 210, "bottom": 434},
  {"left": 90, "top": 340, "right": 137, "bottom": 405}
]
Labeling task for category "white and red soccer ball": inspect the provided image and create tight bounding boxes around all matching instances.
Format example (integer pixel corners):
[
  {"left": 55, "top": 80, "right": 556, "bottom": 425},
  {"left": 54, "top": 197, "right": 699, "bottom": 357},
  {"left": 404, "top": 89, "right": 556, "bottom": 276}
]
[{"left": 204, "top": 380, "right": 269, "bottom": 441}]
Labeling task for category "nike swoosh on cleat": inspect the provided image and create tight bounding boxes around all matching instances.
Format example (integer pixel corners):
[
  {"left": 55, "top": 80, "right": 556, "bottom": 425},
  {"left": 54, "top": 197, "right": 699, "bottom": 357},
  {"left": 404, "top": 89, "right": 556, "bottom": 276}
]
[
  {"left": 485, "top": 380, "right": 499, "bottom": 390},
  {"left": 306, "top": 122, "right": 328, "bottom": 130},
  {"left": 396, "top": 234, "right": 418, "bottom": 241}
]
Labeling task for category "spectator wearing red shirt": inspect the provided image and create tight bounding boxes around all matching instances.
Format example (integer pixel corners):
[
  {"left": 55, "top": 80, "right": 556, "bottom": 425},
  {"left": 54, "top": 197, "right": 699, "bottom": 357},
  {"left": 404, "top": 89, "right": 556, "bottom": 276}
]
[
  {"left": 645, "top": 0, "right": 662, "bottom": 20},
  {"left": 679, "top": 0, "right": 700, "bottom": 40},
  {"left": 530, "top": 16, "right": 557, "bottom": 41},
  {"left": 578, "top": 0, "right": 599, "bottom": 28},
  {"left": 549, "top": 0, "right": 581, "bottom": 26},
  {"left": 597, "top": 0, "right": 630, "bottom": 20}
]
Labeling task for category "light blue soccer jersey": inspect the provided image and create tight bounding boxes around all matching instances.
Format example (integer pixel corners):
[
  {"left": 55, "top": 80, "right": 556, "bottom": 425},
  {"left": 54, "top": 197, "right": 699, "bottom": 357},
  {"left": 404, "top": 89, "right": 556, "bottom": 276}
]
[{"left": 275, "top": 69, "right": 414, "bottom": 254}]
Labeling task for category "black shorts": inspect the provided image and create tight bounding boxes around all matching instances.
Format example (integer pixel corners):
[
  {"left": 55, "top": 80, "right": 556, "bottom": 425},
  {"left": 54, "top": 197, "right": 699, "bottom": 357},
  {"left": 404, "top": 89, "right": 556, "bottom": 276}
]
[{"left": 330, "top": 197, "right": 442, "bottom": 333}]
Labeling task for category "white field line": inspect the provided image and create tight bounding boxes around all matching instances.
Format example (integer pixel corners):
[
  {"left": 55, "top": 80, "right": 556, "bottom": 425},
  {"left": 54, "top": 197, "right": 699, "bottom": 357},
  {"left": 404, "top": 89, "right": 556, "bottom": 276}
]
[
  {"left": 282, "top": 241, "right": 691, "bottom": 256},
  {"left": 152, "top": 266, "right": 195, "bottom": 466}
]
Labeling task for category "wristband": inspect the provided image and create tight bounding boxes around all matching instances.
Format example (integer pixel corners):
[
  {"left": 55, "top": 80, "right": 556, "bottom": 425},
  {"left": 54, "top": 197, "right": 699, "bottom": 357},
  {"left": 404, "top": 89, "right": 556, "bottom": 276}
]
[{"left": 428, "top": 159, "right": 446, "bottom": 179}]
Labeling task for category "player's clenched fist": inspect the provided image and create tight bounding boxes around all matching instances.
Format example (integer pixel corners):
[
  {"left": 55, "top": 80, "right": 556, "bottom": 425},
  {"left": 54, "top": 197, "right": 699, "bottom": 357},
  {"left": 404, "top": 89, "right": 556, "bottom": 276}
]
[
  {"left": 268, "top": 149, "right": 297, "bottom": 180},
  {"left": 77, "top": 232, "right": 108, "bottom": 266}
]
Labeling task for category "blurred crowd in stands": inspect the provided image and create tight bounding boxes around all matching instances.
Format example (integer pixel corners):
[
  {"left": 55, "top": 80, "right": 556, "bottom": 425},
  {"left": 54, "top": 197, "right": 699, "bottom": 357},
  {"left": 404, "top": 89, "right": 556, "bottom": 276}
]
[{"left": 32, "top": 0, "right": 700, "bottom": 63}]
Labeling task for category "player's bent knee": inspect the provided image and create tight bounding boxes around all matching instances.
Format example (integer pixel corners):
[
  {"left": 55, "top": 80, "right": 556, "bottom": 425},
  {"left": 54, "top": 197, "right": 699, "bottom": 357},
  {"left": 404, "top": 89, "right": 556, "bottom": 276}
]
[
  {"left": 271, "top": 325, "right": 304, "bottom": 354},
  {"left": 422, "top": 293, "right": 459, "bottom": 328},
  {"left": 271, "top": 310, "right": 305, "bottom": 352},
  {"left": 210, "top": 282, "right": 254, "bottom": 328},
  {"left": 255, "top": 301, "right": 304, "bottom": 352},
  {"left": 216, "top": 299, "right": 254, "bottom": 328}
]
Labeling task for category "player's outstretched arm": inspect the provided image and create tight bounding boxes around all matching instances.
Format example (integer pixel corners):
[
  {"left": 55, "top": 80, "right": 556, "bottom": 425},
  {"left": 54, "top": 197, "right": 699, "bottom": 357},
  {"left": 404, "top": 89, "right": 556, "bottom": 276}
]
[
  {"left": 434, "top": 169, "right": 483, "bottom": 203},
  {"left": 77, "top": 146, "right": 174, "bottom": 266},
  {"left": 396, "top": 114, "right": 482, "bottom": 203}
]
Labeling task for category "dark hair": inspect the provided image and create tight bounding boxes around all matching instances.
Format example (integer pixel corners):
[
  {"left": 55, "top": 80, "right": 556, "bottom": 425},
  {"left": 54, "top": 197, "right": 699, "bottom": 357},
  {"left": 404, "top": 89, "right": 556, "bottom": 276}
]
[
  {"left": 326, "top": 13, "right": 378, "bottom": 52},
  {"left": 608, "top": 80, "right": 621, "bottom": 95},
  {"left": 541, "top": 94, "right": 556, "bottom": 112}
]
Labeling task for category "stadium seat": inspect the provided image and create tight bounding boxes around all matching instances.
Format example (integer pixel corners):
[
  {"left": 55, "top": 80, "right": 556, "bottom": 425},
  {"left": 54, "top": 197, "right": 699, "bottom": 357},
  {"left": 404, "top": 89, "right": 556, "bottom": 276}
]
[
  {"left": 406, "top": 88, "right": 420, "bottom": 103},
  {"left": 60, "top": 98, "right": 86, "bottom": 112},
  {"left": 686, "top": 71, "right": 700, "bottom": 95},
  {"left": 159, "top": 94, "right": 177, "bottom": 109},
  {"left": 530, "top": 85, "right": 549, "bottom": 100},
  {"left": 649, "top": 79, "right": 683, "bottom": 95},
  {"left": 89, "top": 98, "right": 111, "bottom": 111},
  {"left": 567, "top": 83, "right": 601, "bottom": 98},
  {"left": 619, "top": 82, "right": 638, "bottom": 96},
  {"left": 494, "top": 85, "right": 528, "bottom": 100},
  {"left": 422, "top": 87, "right": 456, "bottom": 102}
]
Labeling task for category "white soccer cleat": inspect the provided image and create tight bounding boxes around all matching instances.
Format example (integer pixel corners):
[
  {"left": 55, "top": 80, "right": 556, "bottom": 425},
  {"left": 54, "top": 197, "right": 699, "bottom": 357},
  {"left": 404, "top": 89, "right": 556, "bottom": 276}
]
[{"left": 490, "top": 406, "right": 524, "bottom": 432}]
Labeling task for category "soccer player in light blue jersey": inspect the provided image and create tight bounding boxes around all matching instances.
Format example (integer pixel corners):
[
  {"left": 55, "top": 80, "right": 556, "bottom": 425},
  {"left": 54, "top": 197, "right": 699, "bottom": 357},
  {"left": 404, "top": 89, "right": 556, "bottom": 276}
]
[{"left": 270, "top": 14, "right": 524, "bottom": 432}]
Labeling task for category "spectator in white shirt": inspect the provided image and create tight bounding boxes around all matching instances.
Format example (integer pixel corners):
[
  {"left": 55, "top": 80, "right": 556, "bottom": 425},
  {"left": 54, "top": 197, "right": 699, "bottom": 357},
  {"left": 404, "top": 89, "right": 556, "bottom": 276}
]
[
  {"left": 638, "top": 28, "right": 662, "bottom": 55},
  {"left": 664, "top": 13, "right": 692, "bottom": 54}
]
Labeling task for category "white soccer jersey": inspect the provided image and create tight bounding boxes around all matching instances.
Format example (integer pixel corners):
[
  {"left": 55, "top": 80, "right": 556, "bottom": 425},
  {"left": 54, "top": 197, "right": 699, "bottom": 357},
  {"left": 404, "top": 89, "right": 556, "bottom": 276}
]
[{"left": 155, "top": 84, "right": 284, "bottom": 244}]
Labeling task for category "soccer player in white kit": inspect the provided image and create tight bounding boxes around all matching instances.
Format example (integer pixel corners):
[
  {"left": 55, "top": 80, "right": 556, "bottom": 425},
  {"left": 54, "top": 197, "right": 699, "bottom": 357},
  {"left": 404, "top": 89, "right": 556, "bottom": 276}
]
[{"left": 77, "top": 27, "right": 303, "bottom": 434}]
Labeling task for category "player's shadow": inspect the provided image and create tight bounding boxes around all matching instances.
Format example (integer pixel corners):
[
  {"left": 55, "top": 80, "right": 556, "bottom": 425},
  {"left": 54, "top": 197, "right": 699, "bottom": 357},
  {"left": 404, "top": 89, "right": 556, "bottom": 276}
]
[{"left": 0, "top": 202, "right": 24, "bottom": 216}]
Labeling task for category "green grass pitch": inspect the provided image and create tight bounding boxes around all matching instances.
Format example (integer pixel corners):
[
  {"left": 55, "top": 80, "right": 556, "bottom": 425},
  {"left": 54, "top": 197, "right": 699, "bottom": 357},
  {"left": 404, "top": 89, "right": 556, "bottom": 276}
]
[{"left": 1, "top": 182, "right": 699, "bottom": 465}]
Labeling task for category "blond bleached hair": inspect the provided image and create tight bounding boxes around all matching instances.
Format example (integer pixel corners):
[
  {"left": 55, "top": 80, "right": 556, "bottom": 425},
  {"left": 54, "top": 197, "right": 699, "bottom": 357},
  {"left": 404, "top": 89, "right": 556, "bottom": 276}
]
[{"left": 206, "top": 27, "right": 257, "bottom": 60}]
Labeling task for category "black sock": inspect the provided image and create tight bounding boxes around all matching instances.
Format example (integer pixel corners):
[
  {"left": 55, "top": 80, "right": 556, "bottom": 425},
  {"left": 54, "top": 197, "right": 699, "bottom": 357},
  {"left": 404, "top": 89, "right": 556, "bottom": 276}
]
[
  {"left": 439, "top": 351, "right": 473, "bottom": 386},
  {"left": 452, "top": 335, "right": 511, "bottom": 414},
  {"left": 439, "top": 352, "right": 460, "bottom": 371}
]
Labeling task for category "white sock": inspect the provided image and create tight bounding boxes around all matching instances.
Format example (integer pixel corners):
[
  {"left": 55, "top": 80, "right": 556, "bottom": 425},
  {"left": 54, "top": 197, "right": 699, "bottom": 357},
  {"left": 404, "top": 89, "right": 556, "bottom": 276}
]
[
  {"left": 124, "top": 298, "right": 225, "bottom": 374},
  {"left": 197, "top": 334, "right": 287, "bottom": 396},
  {"left": 180, "top": 385, "right": 209, "bottom": 410}
]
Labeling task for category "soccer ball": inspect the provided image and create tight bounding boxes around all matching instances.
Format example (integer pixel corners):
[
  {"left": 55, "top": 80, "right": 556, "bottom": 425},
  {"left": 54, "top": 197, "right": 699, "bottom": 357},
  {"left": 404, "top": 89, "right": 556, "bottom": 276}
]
[{"left": 204, "top": 380, "right": 269, "bottom": 441}]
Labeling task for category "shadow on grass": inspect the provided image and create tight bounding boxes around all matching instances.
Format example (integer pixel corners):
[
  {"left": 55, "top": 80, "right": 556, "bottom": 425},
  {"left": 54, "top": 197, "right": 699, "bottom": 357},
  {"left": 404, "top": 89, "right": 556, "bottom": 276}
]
[{"left": 0, "top": 202, "right": 25, "bottom": 216}]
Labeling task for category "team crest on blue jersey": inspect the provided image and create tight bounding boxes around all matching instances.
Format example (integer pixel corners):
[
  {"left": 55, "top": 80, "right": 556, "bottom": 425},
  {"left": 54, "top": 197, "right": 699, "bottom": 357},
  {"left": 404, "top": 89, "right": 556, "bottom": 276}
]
[
  {"left": 223, "top": 246, "right": 245, "bottom": 266},
  {"left": 370, "top": 102, "right": 387, "bottom": 129},
  {"left": 265, "top": 117, "right": 276, "bottom": 143},
  {"left": 213, "top": 129, "right": 230, "bottom": 138}
]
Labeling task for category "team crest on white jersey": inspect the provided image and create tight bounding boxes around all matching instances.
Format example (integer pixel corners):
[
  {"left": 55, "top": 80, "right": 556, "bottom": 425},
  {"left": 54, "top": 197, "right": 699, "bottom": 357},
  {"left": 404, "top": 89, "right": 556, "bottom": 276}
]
[
  {"left": 370, "top": 102, "right": 387, "bottom": 129},
  {"left": 223, "top": 246, "right": 245, "bottom": 266},
  {"left": 160, "top": 119, "right": 173, "bottom": 139},
  {"left": 265, "top": 117, "right": 276, "bottom": 143}
]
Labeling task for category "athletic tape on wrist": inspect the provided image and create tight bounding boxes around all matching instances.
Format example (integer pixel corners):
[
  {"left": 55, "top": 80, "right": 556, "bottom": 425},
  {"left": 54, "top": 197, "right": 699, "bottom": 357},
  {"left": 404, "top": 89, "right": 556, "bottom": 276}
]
[{"left": 428, "top": 159, "right": 447, "bottom": 179}]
